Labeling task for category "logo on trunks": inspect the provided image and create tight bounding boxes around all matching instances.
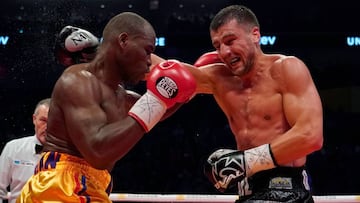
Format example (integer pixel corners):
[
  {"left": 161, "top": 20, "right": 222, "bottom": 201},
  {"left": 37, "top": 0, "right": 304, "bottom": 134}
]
[
  {"left": 156, "top": 77, "right": 178, "bottom": 99},
  {"left": 269, "top": 177, "right": 293, "bottom": 189},
  {"left": 213, "top": 155, "right": 245, "bottom": 190}
]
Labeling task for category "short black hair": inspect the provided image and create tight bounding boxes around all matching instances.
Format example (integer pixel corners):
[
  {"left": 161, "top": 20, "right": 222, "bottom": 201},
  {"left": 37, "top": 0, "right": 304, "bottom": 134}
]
[{"left": 210, "top": 5, "right": 260, "bottom": 32}]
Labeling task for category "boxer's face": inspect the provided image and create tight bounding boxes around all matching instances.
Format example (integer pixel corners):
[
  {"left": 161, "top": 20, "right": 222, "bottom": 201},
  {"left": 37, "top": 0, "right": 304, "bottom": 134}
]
[
  {"left": 122, "top": 29, "right": 156, "bottom": 84},
  {"left": 210, "top": 19, "right": 258, "bottom": 76}
]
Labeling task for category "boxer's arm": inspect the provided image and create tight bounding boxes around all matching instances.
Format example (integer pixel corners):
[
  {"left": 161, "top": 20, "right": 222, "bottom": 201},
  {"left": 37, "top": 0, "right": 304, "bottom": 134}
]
[
  {"left": 181, "top": 62, "right": 215, "bottom": 94},
  {"left": 129, "top": 60, "right": 196, "bottom": 132},
  {"left": 143, "top": 54, "right": 166, "bottom": 80},
  {"left": 270, "top": 56, "right": 323, "bottom": 165},
  {"left": 204, "top": 144, "right": 277, "bottom": 193},
  {"left": 58, "top": 62, "right": 196, "bottom": 169},
  {"left": 150, "top": 53, "right": 166, "bottom": 67},
  {"left": 124, "top": 90, "right": 141, "bottom": 111},
  {"left": 52, "top": 73, "right": 141, "bottom": 170},
  {"left": 124, "top": 89, "right": 180, "bottom": 121}
]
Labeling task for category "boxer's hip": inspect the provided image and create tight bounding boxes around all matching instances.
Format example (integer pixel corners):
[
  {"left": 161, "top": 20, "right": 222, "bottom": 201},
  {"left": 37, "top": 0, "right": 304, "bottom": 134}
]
[
  {"left": 237, "top": 166, "right": 314, "bottom": 203},
  {"left": 16, "top": 151, "right": 113, "bottom": 203}
]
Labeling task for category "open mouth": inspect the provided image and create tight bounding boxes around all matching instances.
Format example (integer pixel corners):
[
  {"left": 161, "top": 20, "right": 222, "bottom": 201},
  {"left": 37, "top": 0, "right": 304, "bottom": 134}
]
[{"left": 230, "top": 57, "right": 241, "bottom": 66}]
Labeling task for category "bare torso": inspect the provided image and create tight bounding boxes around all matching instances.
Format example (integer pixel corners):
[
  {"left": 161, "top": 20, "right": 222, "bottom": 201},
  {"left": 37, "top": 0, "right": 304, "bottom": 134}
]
[
  {"left": 45, "top": 64, "right": 129, "bottom": 160},
  {"left": 214, "top": 72, "right": 287, "bottom": 149},
  {"left": 203, "top": 54, "right": 305, "bottom": 166}
]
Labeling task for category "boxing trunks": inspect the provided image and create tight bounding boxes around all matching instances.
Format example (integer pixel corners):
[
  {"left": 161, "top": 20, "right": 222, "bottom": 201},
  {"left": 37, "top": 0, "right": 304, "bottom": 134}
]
[
  {"left": 236, "top": 166, "right": 314, "bottom": 203},
  {"left": 16, "top": 151, "right": 112, "bottom": 203}
]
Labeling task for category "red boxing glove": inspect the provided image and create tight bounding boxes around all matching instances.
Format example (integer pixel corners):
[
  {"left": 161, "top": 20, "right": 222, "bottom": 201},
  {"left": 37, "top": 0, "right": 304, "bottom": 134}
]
[
  {"left": 147, "top": 60, "right": 197, "bottom": 107},
  {"left": 129, "top": 60, "right": 196, "bottom": 132},
  {"left": 194, "top": 51, "right": 223, "bottom": 67}
]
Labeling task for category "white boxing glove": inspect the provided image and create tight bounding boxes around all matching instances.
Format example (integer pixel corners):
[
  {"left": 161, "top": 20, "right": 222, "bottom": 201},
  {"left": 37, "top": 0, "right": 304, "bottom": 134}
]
[{"left": 63, "top": 26, "right": 99, "bottom": 52}]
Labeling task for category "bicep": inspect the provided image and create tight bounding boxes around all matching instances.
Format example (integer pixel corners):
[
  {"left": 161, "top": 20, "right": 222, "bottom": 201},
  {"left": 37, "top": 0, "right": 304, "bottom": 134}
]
[
  {"left": 282, "top": 59, "right": 323, "bottom": 127},
  {"left": 182, "top": 63, "right": 216, "bottom": 94},
  {"left": 64, "top": 102, "right": 106, "bottom": 145}
]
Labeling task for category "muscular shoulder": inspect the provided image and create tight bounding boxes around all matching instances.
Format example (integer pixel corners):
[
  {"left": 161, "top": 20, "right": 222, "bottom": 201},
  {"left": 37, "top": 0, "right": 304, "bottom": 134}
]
[
  {"left": 61, "top": 64, "right": 94, "bottom": 83},
  {"left": 270, "top": 55, "right": 312, "bottom": 90},
  {"left": 54, "top": 64, "right": 101, "bottom": 103},
  {"left": 273, "top": 55, "right": 304, "bottom": 68}
]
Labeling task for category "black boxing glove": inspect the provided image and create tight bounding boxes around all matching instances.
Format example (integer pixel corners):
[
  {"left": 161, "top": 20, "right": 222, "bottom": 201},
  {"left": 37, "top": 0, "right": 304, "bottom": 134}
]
[
  {"left": 204, "top": 144, "right": 277, "bottom": 193},
  {"left": 54, "top": 25, "right": 99, "bottom": 67}
]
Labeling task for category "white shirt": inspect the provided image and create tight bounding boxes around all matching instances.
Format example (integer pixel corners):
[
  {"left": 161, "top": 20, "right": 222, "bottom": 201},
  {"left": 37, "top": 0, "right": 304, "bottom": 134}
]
[{"left": 0, "top": 135, "right": 42, "bottom": 203}]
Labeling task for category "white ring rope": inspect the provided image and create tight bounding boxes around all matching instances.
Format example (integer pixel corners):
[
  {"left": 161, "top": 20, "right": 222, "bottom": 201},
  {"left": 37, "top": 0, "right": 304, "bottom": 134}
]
[{"left": 109, "top": 193, "right": 360, "bottom": 203}]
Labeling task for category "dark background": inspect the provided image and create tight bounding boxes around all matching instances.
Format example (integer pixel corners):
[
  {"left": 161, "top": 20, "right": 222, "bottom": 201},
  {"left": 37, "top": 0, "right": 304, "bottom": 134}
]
[{"left": 1, "top": 0, "right": 360, "bottom": 196}]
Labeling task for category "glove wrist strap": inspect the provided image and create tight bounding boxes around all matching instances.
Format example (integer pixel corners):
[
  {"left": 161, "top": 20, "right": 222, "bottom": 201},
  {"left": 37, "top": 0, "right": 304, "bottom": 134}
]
[
  {"left": 244, "top": 143, "right": 276, "bottom": 177},
  {"left": 128, "top": 91, "right": 166, "bottom": 132}
]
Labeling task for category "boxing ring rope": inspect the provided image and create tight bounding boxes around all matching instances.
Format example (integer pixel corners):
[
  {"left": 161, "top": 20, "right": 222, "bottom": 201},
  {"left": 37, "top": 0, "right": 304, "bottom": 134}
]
[{"left": 109, "top": 193, "right": 360, "bottom": 203}]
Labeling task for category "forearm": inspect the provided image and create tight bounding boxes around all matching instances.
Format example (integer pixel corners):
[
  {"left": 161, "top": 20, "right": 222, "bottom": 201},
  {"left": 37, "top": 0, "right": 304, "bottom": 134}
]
[
  {"left": 150, "top": 54, "right": 165, "bottom": 68},
  {"left": 270, "top": 126, "right": 323, "bottom": 166},
  {"left": 79, "top": 117, "right": 145, "bottom": 170},
  {"left": 161, "top": 103, "right": 183, "bottom": 121}
]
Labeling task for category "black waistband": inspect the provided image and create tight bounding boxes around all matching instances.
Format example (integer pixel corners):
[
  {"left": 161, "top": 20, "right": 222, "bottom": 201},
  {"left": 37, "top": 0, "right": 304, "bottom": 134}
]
[{"left": 249, "top": 166, "right": 310, "bottom": 191}]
